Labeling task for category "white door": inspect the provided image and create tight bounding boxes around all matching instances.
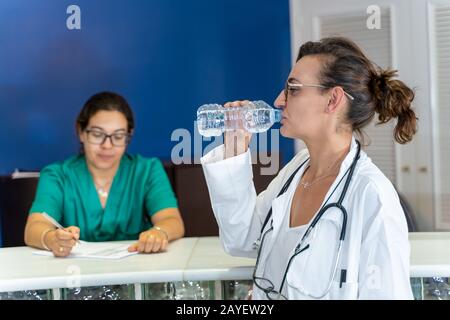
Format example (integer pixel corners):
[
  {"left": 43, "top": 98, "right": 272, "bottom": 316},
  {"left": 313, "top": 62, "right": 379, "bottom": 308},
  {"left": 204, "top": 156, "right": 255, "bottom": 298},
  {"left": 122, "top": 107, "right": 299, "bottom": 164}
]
[
  {"left": 290, "top": 0, "right": 436, "bottom": 230},
  {"left": 423, "top": 0, "right": 450, "bottom": 229}
]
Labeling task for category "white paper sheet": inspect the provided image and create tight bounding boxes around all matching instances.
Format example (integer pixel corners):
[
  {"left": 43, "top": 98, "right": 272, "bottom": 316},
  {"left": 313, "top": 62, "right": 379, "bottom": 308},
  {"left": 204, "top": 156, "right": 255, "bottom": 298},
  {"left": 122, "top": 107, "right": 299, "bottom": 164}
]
[{"left": 32, "top": 241, "right": 138, "bottom": 260}]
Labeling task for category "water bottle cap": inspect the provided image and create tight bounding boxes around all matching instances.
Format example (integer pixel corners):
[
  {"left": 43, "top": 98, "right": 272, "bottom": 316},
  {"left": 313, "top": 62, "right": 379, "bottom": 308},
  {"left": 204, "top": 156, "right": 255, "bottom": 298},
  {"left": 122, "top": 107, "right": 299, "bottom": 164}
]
[{"left": 273, "top": 109, "right": 282, "bottom": 122}]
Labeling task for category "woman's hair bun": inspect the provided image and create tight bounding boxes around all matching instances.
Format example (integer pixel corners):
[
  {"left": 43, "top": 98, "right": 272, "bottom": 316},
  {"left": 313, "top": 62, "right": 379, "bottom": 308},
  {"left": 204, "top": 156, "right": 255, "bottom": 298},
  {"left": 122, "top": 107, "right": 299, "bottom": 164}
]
[{"left": 370, "top": 68, "right": 417, "bottom": 144}]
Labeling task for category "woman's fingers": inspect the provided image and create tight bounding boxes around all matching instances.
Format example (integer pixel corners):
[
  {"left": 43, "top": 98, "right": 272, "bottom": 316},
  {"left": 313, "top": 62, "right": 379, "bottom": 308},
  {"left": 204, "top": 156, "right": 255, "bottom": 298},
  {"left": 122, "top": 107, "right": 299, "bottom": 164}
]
[
  {"left": 127, "top": 243, "right": 138, "bottom": 252},
  {"left": 55, "top": 229, "right": 76, "bottom": 241},
  {"left": 49, "top": 226, "right": 82, "bottom": 258},
  {"left": 223, "top": 100, "right": 253, "bottom": 158},
  {"left": 224, "top": 100, "right": 250, "bottom": 108},
  {"left": 144, "top": 235, "right": 156, "bottom": 253},
  {"left": 134, "top": 231, "right": 167, "bottom": 253},
  {"left": 137, "top": 233, "right": 147, "bottom": 252},
  {"left": 66, "top": 226, "right": 80, "bottom": 240},
  {"left": 160, "top": 239, "right": 169, "bottom": 252},
  {"left": 52, "top": 243, "right": 73, "bottom": 257},
  {"left": 58, "top": 239, "right": 77, "bottom": 248},
  {"left": 151, "top": 237, "right": 162, "bottom": 253}
]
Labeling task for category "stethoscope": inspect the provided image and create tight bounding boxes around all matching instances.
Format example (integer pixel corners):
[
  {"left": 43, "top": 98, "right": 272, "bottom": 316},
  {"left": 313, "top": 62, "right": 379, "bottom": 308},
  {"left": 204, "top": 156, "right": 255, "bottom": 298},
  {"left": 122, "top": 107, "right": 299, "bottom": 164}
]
[{"left": 252, "top": 140, "right": 361, "bottom": 299}]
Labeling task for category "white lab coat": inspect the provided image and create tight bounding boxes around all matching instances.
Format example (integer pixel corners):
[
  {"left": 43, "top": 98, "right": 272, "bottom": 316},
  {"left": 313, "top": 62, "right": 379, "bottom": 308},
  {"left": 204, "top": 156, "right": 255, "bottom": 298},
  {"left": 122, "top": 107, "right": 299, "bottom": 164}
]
[{"left": 201, "top": 137, "right": 413, "bottom": 300}]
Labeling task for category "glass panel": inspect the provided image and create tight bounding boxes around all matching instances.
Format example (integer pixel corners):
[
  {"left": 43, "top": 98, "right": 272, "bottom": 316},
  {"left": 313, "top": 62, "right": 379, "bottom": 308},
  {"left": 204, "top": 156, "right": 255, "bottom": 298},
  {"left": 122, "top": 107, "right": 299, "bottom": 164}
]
[
  {"left": 422, "top": 277, "right": 450, "bottom": 300},
  {"left": 410, "top": 277, "right": 424, "bottom": 300},
  {"left": 4, "top": 277, "right": 449, "bottom": 300},
  {"left": 144, "top": 282, "right": 176, "bottom": 300},
  {"left": 62, "top": 284, "right": 134, "bottom": 300},
  {"left": 0, "top": 289, "right": 52, "bottom": 300},
  {"left": 144, "top": 281, "right": 214, "bottom": 300},
  {"left": 222, "top": 280, "right": 253, "bottom": 300},
  {"left": 173, "top": 281, "right": 214, "bottom": 300}
]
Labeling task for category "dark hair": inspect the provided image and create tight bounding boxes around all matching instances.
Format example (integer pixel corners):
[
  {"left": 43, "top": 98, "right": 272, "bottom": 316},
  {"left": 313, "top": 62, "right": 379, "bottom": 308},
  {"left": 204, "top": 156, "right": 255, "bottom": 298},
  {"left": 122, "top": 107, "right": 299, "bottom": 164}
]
[
  {"left": 297, "top": 37, "right": 417, "bottom": 144},
  {"left": 76, "top": 91, "right": 135, "bottom": 134}
]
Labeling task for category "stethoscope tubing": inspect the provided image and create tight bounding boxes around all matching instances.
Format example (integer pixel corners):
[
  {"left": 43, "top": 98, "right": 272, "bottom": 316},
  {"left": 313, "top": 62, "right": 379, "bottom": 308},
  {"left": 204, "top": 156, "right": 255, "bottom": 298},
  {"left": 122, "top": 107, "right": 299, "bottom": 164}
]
[{"left": 255, "top": 141, "right": 362, "bottom": 299}]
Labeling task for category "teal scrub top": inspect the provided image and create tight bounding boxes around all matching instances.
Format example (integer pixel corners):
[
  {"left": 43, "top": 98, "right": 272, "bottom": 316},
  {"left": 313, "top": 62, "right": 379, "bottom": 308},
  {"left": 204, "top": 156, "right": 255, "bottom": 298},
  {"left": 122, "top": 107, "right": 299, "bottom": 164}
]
[{"left": 29, "top": 154, "right": 178, "bottom": 242}]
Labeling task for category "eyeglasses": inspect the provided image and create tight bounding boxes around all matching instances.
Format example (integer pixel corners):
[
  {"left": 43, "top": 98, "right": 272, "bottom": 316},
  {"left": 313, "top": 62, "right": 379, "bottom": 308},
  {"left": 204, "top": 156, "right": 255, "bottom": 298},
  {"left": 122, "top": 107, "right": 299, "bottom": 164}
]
[
  {"left": 85, "top": 129, "right": 131, "bottom": 147},
  {"left": 284, "top": 81, "right": 355, "bottom": 101},
  {"left": 253, "top": 276, "right": 288, "bottom": 300}
]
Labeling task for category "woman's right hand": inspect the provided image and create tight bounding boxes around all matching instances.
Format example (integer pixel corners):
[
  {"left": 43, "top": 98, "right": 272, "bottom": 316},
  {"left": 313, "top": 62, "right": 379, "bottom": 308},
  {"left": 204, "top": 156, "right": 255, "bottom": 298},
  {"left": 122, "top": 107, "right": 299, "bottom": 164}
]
[
  {"left": 45, "top": 226, "right": 80, "bottom": 257},
  {"left": 223, "top": 100, "right": 253, "bottom": 159}
]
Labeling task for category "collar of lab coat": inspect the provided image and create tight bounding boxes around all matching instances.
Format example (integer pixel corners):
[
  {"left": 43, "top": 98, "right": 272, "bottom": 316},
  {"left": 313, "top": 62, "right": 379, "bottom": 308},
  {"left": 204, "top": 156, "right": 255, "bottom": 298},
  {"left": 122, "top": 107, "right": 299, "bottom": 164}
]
[{"left": 268, "top": 136, "right": 363, "bottom": 248}]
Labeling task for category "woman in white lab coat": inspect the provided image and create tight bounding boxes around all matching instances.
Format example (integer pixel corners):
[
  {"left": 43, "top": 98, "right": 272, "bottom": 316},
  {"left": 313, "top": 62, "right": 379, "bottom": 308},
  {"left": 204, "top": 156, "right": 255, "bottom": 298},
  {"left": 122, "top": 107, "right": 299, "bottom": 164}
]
[{"left": 201, "top": 37, "right": 417, "bottom": 300}]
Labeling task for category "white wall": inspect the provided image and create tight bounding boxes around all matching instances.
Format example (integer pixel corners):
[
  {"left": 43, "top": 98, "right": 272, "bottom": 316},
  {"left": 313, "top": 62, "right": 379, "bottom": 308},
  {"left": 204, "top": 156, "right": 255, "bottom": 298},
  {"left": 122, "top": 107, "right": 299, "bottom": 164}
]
[{"left": 289, "top": 0, "right": 450, "bottom": 231}]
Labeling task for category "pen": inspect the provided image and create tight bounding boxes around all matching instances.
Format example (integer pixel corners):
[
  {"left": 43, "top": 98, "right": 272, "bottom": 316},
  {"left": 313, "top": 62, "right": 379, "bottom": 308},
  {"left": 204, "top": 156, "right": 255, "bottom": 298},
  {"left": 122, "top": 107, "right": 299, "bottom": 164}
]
[{"left": 42, "top": 212, "right": 81, "bottom": 245}]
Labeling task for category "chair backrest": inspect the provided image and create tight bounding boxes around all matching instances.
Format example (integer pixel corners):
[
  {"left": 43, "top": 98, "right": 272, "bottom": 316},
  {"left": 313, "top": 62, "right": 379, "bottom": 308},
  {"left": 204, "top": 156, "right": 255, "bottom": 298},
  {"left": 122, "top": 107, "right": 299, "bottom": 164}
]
[
  {"left": 397, "top": 191, "right": 419, "bottom": 232},
  {"left": 2, "top": 167, "right": 416, "bottom": 243},
  {"left": 171, "top": 162, "right": 279, "bottom": 237},
  {"left": 0, "top": 176, "right": 39, "bottom": 247},
  {"left": 0, "top": 156, "right": 281, "bottom": 246}
]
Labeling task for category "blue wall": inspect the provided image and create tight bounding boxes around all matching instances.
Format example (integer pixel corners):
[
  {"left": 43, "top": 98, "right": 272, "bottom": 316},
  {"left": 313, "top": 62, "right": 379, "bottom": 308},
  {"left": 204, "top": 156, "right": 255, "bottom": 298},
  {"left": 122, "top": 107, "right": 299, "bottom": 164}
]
[{"left": 0, "top": 0, "right": 293, "bottom": 173}]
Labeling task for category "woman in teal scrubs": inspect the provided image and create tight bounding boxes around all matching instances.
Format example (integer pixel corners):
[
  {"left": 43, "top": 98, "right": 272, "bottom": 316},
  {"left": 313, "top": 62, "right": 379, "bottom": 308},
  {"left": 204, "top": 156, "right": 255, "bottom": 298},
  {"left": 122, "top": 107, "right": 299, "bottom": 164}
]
[{"left": 24, "top": 92, "right": 185, "bottom": 257}]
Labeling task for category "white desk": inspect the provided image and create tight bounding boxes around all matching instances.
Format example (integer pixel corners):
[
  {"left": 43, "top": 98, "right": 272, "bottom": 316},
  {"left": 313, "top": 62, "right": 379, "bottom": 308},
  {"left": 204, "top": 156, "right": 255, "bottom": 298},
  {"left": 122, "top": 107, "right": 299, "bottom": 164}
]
[
  {"left": 184, "top": 237, "right": 255, "bottom": 282},
  {"left": 1, "top": 233, "right": 450, "bottom": 294},
  {"left": 0, "top": 237, "right": 255, "bottom": 293},
  {"left": 409, "top": 232, "right": 450, "bottom": 277}
]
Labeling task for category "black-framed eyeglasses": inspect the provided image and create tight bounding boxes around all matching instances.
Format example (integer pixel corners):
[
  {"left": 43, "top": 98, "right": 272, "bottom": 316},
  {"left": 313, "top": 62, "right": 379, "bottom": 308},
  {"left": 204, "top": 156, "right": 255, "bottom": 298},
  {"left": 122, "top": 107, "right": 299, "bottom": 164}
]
[
  {"left": 284, "top": 81, "right": 355, "bottom": 101},
  {"left": 85, "top": 129, "right": 131, "bottom": 147},
  {"left": 253, "top": 276, "right": 288, "bottom": 300}
]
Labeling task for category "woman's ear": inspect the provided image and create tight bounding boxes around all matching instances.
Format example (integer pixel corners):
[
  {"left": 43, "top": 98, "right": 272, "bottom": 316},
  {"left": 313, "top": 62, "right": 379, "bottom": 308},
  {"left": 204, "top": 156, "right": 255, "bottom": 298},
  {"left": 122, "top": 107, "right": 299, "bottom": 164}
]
[
  {"left": 325, "top": 87, "right": 346, "bottom": 113},
  {"left": 125, "top": 129, "right": 134, "bottom": 146},
  {"left": 77, "top": 125, "right": 85, "bottom": 143}
]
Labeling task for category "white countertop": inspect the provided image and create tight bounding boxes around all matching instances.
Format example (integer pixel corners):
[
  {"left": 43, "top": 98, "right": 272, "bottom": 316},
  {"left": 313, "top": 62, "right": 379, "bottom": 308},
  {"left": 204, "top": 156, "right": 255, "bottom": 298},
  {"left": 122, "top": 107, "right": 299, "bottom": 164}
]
[
  {"left": 409, "top": 232, "right": 450, "bottom": 277},
  {"left": 0, "top": 237, "right": 255, "bottom": 292},
  {"left": 184, "top": 237, "right": 255, "bottom": 281},
  {"left": 1, "top": 233, "right": 450, "bottom": 292}
]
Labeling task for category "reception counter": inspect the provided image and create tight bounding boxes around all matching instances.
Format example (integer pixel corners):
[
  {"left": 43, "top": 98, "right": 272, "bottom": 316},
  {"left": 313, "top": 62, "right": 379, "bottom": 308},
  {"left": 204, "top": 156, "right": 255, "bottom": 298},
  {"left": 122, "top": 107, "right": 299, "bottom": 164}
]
[
  {"left": 409, "top": 232, "right": 450, "bottom": 277},
  {"left": 1, "top": 233, "right": 450, "bottom": 299},
  {"left": 0, "top": 237, "right": 255, "bottom": 299}
]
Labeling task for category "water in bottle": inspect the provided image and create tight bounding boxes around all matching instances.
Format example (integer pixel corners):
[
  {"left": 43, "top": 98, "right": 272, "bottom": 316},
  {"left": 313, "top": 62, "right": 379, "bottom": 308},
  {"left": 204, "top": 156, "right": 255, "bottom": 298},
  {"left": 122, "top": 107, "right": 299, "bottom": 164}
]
[{"left": 196, "top": 100, "right": 281, "bottom": 137}]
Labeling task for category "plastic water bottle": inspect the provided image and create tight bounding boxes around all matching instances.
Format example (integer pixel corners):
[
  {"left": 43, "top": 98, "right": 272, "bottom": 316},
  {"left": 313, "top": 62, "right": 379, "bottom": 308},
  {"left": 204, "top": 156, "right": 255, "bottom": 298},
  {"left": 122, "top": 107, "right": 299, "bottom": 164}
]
[{"left": 196, "top": 100, "right": 281, "bottom": 137}]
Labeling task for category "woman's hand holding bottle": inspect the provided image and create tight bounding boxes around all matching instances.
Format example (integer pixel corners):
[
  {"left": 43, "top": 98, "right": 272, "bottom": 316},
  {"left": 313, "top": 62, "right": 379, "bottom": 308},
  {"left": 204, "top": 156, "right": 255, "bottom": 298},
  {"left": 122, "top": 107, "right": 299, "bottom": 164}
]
[{"left": 223, "top": 100, "right": 253, "bottom": 159}]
